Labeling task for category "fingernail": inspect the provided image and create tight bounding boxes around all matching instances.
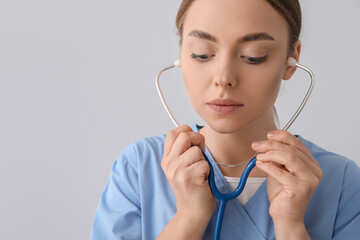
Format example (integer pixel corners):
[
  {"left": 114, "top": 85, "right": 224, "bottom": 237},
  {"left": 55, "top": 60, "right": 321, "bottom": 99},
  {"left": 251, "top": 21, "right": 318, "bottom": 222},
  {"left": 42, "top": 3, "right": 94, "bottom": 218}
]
[
  {"left": 252, "top": 141, "right": 261, "bottom": 147},
  {"left": 267, "top": 131, "right": 277, "bottom": 138},
  {"left": 256, "top": 153, "right": 263, "bottom": 160},
  {"left": 256, "top": 160, "right": 264, "bottom": 165}
]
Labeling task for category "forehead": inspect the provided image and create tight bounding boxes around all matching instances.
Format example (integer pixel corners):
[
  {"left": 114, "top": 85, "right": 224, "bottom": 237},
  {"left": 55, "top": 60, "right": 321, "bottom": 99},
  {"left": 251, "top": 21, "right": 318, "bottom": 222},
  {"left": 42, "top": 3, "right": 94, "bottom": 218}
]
[{"left": 183, "top": 0, "right": 289, "bottom": 45}]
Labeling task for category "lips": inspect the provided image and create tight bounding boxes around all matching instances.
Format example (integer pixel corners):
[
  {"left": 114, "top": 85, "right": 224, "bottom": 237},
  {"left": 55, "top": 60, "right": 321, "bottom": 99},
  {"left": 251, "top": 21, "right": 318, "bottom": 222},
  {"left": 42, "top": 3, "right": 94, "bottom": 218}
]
[
  {"left": 207, "top": 98, "right": 243, "bottom": 106},
  {"left": 207, "top": 98, "right": 244, "bottom": 114}
]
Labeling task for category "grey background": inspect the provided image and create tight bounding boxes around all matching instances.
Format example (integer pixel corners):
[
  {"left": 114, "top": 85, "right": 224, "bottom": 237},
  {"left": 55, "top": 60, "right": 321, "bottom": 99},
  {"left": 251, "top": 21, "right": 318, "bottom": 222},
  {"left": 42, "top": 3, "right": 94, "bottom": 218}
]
[{"left": 0, "top": 0, "right": 359, "bottom": 239}]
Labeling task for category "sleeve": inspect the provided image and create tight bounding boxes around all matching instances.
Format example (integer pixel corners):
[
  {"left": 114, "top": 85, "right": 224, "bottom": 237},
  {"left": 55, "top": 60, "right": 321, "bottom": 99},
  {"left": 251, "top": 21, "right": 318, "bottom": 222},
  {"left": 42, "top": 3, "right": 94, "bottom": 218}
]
[
  {"left": 90, "top": 145, "right": 141, "bottom": 240},
  {"left": 332, "top": 160, "right": 360, "bottom": 239}
]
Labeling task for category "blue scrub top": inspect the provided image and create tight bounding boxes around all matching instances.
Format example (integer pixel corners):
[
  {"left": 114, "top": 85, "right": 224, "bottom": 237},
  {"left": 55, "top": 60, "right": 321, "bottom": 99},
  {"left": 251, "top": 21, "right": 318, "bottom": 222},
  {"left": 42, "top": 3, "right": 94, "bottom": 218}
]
[{"left": 90, "top": 124, "right": 360, "bottom": 239}]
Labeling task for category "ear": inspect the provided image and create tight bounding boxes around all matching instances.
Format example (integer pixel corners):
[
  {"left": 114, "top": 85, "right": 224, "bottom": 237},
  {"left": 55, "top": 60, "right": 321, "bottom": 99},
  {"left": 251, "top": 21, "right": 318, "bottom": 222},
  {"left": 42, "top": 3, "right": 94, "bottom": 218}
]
[{"left": 282, "top": 40, "right": 301, "bottom": 80}]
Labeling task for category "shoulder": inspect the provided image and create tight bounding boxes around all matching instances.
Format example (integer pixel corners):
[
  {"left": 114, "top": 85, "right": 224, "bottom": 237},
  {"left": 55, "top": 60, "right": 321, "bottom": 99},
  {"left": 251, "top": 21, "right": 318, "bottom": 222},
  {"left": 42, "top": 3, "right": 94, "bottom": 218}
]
[
  {"left": 297, "top": 134, "right": 360, "bottom": 206},
  {"left": 115, "top": 133, "right": 167, "bottom": 170},
  {"left": 296, "top": 135, "right": 359, "bottom": 174},
  {"left": 297, "top": 135, "right": 360, "bottom": 238}
]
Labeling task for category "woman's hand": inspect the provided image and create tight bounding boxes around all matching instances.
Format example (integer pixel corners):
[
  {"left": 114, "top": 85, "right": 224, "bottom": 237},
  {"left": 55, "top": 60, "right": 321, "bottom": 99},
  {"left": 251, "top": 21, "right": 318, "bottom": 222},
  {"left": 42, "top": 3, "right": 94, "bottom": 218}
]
[
  {"left": 251, "top": 130, "right": 323, "bottom": 239},
  {"left": 159, "top": 125, "right": 216, "bottom": 239}
]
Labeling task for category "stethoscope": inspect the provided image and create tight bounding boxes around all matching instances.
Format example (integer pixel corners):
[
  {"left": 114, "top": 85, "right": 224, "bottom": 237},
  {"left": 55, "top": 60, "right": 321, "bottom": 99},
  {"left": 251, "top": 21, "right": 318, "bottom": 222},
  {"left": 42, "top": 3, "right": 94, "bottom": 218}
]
[{"left": 155, "top": 57, "right": 314, "bottom": 240}]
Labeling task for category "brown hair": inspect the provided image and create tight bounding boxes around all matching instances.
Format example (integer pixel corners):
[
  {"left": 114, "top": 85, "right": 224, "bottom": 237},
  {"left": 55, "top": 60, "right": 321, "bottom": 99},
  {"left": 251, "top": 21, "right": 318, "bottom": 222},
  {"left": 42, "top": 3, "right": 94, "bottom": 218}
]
[{"left": 175, "top": 0, "right": 302, "bottom": 56}]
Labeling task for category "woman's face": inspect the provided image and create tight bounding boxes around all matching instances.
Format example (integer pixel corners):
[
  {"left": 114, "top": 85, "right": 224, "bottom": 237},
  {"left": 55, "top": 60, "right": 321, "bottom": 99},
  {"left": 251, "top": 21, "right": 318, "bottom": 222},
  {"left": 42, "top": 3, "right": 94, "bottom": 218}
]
[{"left": 180, "top": 0, "right": 297, "bottom": 134}]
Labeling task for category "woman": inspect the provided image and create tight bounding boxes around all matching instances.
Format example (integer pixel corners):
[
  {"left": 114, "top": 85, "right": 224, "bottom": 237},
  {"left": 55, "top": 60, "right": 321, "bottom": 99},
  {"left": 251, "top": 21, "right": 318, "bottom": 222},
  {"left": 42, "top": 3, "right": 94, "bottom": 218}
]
[{"left": 90, "top": 0, "right": 360, "bottom": 239}]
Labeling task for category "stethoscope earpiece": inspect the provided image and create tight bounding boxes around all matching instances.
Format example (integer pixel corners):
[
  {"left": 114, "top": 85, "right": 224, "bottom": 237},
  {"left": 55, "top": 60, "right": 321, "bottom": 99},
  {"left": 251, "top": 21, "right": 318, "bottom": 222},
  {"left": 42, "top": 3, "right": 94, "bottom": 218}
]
[
  {"left": 287, "top": 57, "right": 298, "bottom": 67},
  {"left": 174, "top": 58, "right": 181, "bottom": 68}
]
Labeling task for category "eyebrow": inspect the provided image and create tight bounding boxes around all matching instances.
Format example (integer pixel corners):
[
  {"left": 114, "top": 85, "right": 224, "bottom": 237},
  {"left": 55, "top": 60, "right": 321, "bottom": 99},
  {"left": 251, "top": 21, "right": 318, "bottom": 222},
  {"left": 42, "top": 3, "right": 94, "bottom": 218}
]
[{"left": 187, "top": 29, "right": 275, "bottom": 43}]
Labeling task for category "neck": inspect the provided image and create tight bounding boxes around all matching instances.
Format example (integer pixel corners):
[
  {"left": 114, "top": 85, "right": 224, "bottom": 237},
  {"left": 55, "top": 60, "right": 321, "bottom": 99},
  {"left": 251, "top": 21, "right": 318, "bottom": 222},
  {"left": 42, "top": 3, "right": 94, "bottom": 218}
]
[{"left": 199, "top": 108, "right": 278, "bottom": 177}]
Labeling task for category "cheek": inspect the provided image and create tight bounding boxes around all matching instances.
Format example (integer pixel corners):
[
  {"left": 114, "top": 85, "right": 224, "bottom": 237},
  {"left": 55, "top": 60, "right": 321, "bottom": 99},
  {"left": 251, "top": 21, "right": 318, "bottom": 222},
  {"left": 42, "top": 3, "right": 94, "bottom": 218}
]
[
  {"left": 248, "top": 65, "right": 283, "bottom": 107},
  {"left": 254, "top": 70, "right": 282, "bottom": 105},
  {"left": 181, "top": 65, "right": 203, "bottom": 108},
  {"left": 181, "top": 57, "right": 209, "bottom": 105},
  {"left": 180, "top": 56, "right": 194, "bottom": 111}
]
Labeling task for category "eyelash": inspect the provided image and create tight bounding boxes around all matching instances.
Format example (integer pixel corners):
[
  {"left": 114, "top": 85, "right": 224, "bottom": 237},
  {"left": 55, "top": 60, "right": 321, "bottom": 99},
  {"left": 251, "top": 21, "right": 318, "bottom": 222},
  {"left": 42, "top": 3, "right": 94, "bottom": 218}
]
[{"left": 190, "top": 53, "right": 267, "bottom": 65}]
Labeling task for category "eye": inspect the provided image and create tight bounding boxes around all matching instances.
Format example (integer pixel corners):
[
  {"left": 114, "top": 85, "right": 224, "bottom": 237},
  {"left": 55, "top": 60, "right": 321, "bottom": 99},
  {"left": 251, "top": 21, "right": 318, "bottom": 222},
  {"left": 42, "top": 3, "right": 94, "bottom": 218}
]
[
  {"left": 190, "top": 53, "right": 214, "bottom": 63},
  {"left": 241, "top": 55, "right": 267, "bottom": 65}
]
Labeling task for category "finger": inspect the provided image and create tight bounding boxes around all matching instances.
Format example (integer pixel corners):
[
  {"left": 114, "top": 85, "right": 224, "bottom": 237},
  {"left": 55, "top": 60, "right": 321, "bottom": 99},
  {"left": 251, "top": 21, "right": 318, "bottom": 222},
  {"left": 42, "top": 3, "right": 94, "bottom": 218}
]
[
  {"left": 180, "top": 146, "right": 205, "bottom": 167},
  {"left": 164, "top": 125, "right": 193, "bottom": 156},
  {"left": 167, "top": 146, "right": 205, "bottom": 172},
  {"left": 256, "top": 149, "right": 309, "bottom": 176},
  {"left": 256, "top": 160, "right": 295, "bottom": 187},
  {"left": 265, "top": 130, "right": 319, "bottom": 166},
  {"left": 253, "top": 140, "right": 321, "bottom": 177},
  {"left": 186, "top": 160, "right": 211, "bottom": 185},
  {"left": 267, "top": 131, "right": 322, "bottom": 179},
  {"left": 170, "top": 131, "right": 205, "bottom": 158}
]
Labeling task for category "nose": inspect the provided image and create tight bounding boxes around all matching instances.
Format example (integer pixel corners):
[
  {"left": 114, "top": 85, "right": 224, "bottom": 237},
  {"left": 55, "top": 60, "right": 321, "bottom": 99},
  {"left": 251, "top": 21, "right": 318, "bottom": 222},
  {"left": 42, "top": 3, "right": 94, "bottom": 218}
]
[{"left": 213, "top": 57, "right": 238, "bottom": 88}]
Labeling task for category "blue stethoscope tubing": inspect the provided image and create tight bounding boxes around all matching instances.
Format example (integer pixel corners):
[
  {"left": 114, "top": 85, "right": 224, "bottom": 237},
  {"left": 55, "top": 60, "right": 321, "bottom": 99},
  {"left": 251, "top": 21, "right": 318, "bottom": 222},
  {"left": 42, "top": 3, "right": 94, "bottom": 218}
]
[
  {"left": 155, "top": 57, "right": 314, "bottom": 239},
  {"left": 203, "top": 152, "right": 257, "bottom": 239}
]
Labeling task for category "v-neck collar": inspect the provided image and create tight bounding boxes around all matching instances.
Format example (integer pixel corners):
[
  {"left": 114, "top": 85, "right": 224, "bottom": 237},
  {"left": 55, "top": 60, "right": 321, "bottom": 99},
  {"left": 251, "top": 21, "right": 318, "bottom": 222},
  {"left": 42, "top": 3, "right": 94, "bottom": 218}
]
[
  {"left": 191, "top": 123, "right": 268, "bottom": 200},
  {"left": 190, "top": 124, "right": 306, "bottom": 239},
  {"left": 191, "top": 124, "right": 269, "bottom": 239}
]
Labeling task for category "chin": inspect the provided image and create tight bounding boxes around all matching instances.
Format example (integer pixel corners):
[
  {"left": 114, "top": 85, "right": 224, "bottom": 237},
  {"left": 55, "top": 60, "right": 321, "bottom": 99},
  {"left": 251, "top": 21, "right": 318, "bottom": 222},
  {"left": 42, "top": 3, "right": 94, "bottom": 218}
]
[{"left": 204, "top": 117, "right": 253, "bottom": 135}]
